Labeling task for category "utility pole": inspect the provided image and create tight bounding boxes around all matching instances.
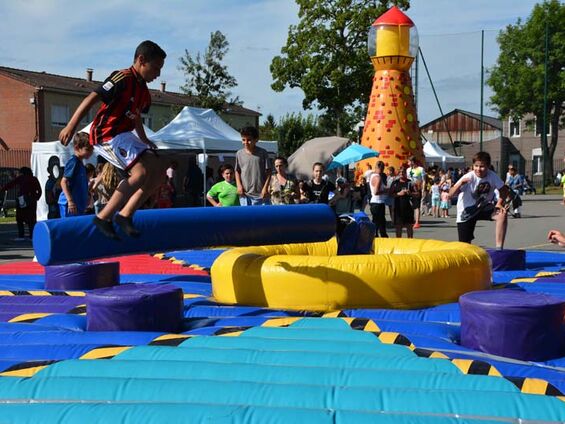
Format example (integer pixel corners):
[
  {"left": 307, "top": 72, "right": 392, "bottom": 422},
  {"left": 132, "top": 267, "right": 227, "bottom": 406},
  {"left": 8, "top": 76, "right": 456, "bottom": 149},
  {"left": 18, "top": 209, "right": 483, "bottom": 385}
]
[
  {"left": 480, "top": 30, "right": 484, "bottom": 152},
  {"left": 541, "top": 20, "right": 549, "bottom": 194}
]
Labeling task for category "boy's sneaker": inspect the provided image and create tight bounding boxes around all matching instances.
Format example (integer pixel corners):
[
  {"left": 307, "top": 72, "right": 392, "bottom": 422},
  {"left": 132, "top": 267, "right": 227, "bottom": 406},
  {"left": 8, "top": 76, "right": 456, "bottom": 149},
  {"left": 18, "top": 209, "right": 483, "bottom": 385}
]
[
  {"left": 114, "top": 214, "right": 141, "bottom": 238},
  {"left": 93, "top": 217, "right": 120, "bottom": 241}
]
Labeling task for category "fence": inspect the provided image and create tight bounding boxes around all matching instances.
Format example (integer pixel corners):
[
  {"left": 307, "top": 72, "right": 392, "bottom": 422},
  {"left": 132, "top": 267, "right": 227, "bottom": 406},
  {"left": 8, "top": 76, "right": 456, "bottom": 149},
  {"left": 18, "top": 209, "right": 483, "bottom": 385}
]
[{"left": 0, "top": 149, "right": 31, "bottom": 169}]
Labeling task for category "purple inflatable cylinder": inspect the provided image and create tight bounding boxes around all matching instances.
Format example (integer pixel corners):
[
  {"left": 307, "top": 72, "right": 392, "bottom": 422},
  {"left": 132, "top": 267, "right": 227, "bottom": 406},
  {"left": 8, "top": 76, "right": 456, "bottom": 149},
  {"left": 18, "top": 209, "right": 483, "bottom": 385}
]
[
  {"left": 486, "top": 249, "right": 526, "bottom": 271},
  {"left": 86, "top": 283, "right": 183, "bottom": 332},
  {"left": 460, "top": 289, "right": 565, "bottom": 361},
  {"left": 45, "top": 262, "right": 120, "bottom": 291}
]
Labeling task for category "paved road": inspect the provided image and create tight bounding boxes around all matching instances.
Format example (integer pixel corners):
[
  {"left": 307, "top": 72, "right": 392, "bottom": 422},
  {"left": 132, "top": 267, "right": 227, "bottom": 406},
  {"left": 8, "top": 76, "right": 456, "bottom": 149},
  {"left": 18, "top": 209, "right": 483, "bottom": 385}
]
[{"left": 0, "top": 195, "right": 564, "bottom": 264}]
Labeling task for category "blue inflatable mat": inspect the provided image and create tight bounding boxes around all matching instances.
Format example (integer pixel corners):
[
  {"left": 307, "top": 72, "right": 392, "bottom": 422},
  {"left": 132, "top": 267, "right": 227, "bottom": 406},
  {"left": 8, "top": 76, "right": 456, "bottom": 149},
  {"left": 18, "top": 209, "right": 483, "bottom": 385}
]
[
  {"left": 0, "top": 344, "right": 106, "bottom": 361},
  {"left": 161, "top": 249, "right": 226, "bottom": 269},
  {"left": 0, "top": 330, "right": 161, "bottom": 346},
  {"left": 525, "top": 251, "right": 565, "bottom": 269},
  {"left": 344, "top": 303, "right": 461, "bottom": 323},
  {"left": 0, "top": 401, "right": 538, "bottom": 424}
]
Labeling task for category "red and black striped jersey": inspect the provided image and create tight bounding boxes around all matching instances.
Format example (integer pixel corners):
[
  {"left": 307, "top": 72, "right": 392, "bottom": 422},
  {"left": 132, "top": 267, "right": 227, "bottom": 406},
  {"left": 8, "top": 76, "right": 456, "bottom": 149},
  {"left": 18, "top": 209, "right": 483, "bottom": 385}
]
[{"left": 90, "top": 66, "right": 151, "bottom": 145}]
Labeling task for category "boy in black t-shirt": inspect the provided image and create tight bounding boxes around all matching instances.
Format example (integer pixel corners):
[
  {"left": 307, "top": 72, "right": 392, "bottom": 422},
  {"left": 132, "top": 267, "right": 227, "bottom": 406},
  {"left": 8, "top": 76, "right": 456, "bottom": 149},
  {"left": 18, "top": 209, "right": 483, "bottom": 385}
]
[{"left": 307, "top": 162, "right": 335, "bottom": 204}]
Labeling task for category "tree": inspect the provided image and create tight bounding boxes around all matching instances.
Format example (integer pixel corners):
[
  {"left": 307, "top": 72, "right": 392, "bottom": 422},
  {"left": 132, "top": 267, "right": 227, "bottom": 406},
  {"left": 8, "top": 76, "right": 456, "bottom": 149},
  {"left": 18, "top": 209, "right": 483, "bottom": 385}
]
[
  {"left": 259, "top": 114, "right": 278, "bottom": 141},
  {"left": 270, "top": 0, "right": 409, "bottom": 136},
  {"left": 488, "top": 0, "right": 565, "bottom": 182},
  {"left": 276, "top": 113, "right": 326, "bottom": 157},
  {"left": 179, "top": 31, "right": 239, "bottom": 111}
]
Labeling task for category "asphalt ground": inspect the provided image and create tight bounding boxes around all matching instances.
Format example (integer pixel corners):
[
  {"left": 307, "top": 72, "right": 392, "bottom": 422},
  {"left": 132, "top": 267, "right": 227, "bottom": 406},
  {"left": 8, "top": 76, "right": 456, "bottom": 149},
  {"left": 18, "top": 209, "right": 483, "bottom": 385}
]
[{"left": 0, "top": 194, "right": 563, "bottom": 265}]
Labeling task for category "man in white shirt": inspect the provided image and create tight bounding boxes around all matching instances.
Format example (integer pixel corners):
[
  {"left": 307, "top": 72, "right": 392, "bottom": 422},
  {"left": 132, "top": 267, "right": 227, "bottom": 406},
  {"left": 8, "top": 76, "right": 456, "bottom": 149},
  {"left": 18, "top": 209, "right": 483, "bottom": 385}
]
[{"left": 449, "top": 152, "right": 509, "bottom": 249}]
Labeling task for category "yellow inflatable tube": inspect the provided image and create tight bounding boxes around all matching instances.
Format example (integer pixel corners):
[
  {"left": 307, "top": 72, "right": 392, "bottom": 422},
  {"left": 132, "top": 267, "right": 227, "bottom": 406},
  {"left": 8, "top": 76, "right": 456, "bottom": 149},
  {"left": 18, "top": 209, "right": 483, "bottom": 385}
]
[{"left": 211, "top": 238, "right": 491, "bottom": 311}]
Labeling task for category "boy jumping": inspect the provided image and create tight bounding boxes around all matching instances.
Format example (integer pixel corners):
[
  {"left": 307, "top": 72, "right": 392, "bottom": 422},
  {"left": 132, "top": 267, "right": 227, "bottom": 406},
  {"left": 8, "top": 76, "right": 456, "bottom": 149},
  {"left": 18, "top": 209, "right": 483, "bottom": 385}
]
[
  {"left": 449, "top": 151, "right": 510, "bottom": 249},
  {"left": 59, "top": 40, "right": 166, "bottom": 240}
]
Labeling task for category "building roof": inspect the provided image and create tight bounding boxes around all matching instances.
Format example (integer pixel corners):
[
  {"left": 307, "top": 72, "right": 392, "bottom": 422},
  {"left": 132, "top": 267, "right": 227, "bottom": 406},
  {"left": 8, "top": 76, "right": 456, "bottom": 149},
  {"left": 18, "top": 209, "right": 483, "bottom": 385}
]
[
  {"left": 0, "top": 66, "right": 260, "bottom": 117},
  {"left": 421, "top": 108, "right": 502, "bottom": 131}
]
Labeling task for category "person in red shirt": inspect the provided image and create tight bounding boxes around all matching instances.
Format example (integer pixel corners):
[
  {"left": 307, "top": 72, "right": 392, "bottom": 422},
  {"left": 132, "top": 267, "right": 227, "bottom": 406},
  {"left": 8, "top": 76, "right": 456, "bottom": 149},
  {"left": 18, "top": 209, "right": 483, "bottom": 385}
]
[
  {"left": 156, "top": 174, "right": 174, "bottom": 209},
  {"left": 0, "top": 167, "right": 42, "bottom": 240},
  {"left": 59, "top": 40, "right": 166, "bottom": 240}
]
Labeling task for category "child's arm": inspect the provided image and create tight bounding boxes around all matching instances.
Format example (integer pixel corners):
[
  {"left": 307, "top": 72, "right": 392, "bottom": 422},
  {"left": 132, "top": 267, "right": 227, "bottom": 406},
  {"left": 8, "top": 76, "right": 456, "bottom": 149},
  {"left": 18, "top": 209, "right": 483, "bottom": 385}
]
[
  {"left": 261, "top": 174, "right": 271, "bottom": 199},
  {"left": 60, "top": 177, "right": 77, "bottom": 215},
  {"left": 449, "top": 176, "right": 470, "bottom": 198},
  {"left": 59, "top": 92, "right": 100, "bottom": 146},
  {"left": 134, "top": 118, "right": 157, "bottom": 149},
  {"left": 235, "top": 170, "right": 244, "bottom": 196}
]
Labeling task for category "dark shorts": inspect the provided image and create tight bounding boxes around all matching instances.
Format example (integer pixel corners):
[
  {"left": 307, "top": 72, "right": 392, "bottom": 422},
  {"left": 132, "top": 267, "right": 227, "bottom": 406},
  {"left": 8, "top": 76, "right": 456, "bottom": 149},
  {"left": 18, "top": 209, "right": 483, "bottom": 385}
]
[{"left": 457, "top": 208, "right": 494, "bottom": 243}]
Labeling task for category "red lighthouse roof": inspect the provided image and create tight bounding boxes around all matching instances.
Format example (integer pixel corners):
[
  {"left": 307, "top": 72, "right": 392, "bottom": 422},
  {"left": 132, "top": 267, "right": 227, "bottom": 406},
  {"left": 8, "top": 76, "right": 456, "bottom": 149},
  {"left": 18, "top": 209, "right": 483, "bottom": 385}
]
[{"left": 372, "top": 6, "right": 414, "bottom": 26}]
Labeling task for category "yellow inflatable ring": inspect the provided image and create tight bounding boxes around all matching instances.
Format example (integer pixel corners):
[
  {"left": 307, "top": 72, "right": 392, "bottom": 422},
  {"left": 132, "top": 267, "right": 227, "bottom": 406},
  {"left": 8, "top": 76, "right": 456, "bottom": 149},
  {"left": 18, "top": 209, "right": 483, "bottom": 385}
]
[{"left": 211, "top": 238, "right": 491, "bottom": 312}]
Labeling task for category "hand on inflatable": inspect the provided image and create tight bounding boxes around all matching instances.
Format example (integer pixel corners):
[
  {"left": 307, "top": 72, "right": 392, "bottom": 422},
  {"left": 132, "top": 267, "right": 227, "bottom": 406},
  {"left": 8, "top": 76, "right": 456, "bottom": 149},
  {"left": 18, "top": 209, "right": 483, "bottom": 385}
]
[
  {"left": 215, "top": 202, "right": 222, "bottom": 207},
  {"left": 145, "top": 140, "right": 158, "bottom": 150},
  {"left": 547, "top": 230, "right": 565, "bottom": 247}
]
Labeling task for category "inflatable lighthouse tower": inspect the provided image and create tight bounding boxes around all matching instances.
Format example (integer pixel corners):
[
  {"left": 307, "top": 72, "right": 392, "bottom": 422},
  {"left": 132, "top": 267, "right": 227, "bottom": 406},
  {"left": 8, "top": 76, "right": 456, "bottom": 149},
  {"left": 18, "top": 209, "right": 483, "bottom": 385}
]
[{"left": 357, "top": 6, "right": 423, "bottom": 174}]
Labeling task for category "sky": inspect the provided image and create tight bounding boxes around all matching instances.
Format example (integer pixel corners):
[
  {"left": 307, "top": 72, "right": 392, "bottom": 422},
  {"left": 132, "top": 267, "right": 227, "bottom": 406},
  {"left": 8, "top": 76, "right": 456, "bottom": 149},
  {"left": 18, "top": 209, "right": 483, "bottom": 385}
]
[{"left": 0, "top": 0, "right": 542, "bottom": 127}]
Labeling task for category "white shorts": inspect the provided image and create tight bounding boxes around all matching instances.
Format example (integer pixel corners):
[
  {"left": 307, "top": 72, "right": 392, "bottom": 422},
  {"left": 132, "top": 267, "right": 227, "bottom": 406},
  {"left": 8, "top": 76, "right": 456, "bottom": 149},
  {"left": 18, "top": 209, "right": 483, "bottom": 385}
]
[{"left": 94, "top": 132, "right": 148, "bottom": 171}]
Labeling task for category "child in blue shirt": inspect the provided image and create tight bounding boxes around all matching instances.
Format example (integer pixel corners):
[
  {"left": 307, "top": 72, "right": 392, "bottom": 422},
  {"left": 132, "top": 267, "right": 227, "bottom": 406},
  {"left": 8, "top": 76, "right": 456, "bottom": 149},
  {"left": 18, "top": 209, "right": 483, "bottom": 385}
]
[{"left": 58, "top": 133, "right": 94, "bottom": 217}]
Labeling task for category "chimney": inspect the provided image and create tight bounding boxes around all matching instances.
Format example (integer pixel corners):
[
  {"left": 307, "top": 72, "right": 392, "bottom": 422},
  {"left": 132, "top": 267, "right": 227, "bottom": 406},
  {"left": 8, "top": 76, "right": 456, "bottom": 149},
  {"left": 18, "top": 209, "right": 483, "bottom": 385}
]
[
  {"left": 86, "top": 68, "right": 93, "bottom": 82},
  {"left": 160, "top": 81, "right": 166, "bottom": 92}
]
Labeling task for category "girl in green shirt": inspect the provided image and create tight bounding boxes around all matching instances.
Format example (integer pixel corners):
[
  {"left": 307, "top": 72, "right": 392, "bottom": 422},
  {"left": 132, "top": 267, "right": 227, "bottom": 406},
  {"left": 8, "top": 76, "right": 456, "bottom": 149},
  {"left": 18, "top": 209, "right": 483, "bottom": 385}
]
[{"left": 206, "top": 164, "right": 239, "bottom": 207}]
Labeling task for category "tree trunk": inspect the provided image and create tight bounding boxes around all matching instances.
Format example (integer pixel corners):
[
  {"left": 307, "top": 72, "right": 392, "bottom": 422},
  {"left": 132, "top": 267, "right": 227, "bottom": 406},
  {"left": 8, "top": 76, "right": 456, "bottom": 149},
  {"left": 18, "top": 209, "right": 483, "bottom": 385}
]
[{"left": 546, "top": 103, "right": 562, "bottom": 181}]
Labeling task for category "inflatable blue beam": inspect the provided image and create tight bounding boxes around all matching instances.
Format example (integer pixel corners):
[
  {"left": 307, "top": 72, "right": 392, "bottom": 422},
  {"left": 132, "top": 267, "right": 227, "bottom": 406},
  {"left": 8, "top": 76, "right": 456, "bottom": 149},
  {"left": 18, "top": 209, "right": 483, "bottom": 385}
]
[{"left": 33, "top": 204, "right": 337, "bottom": 266}]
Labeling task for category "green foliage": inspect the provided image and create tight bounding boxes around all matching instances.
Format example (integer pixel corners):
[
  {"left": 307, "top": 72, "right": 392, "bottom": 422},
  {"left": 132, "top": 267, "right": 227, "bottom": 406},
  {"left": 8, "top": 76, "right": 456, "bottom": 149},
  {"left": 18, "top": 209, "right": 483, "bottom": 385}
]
[
  {"left": 259, "top": 114, "right": 278, "bottom": 141},
  {"left": 270, "top": 0, "right": 409, "bottom": 136},
  {"left": 275, "top": 113, "right": 327, "bottom": 157},
  {"left": 179, "top": 31, "right": 239, "bottom": 111},
  {"left": 487, "top": 0, "right": 565, "bottom": 177}
]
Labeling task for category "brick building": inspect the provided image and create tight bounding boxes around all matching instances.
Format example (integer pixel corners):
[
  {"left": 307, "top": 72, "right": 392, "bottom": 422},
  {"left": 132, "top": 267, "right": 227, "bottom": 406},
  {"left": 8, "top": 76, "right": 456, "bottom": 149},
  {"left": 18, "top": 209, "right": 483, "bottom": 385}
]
[
  {"left": 0, "top": 66, "right": 260, "bottom": 166},
  {"left": 420, "top": 108, "right": 565, "bottom": 183}
]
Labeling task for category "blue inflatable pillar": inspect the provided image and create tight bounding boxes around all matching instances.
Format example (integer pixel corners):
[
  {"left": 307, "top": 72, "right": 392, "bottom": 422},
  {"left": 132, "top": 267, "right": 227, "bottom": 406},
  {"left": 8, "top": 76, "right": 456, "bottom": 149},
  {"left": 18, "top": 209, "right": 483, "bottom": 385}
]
[{"left": 33, "top": 204, "right": 337, "bottom": 266}]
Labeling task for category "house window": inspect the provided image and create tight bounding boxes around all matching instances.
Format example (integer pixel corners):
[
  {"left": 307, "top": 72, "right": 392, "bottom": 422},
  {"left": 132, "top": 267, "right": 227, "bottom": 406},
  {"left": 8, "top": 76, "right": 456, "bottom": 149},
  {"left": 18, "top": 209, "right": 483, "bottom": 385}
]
[
  {"left": 51, "top": 105, "right": 70, "bottom": 127},
  {"left": 509, "top": 117, "right": 520, "bottom": 137},
  {"left": 79, "top": 110, "right": 95, "bottom": 127},
  {"left": 535, "top": 117, "right": 551, "bottom": 137},
  {"left": 532, "top": 148, "right": 542, "bottom": 175}
]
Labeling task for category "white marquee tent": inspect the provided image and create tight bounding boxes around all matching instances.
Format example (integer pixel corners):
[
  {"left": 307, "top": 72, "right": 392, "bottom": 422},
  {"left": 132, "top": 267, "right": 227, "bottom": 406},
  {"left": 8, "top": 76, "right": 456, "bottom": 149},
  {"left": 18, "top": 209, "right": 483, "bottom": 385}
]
[
  {"left": 152, "top": 106, "right": 277, "bottom": 154},
  {"left": 423, "top": 141, "right": 465, "bottom": 167}
]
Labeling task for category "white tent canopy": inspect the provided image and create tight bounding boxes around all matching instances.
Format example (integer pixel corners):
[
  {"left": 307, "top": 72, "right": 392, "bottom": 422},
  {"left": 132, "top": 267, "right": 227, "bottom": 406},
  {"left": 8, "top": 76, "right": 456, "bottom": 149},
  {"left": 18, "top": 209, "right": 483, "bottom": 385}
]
[
  {"left": 79, "top": 122, "right": 156, "bottom": 138},
  {"left": 152, "top": 106, "right": 277, "bottom": 154},
  {"left": 423, "top": 141, "right": 465, "bottom": 166}
]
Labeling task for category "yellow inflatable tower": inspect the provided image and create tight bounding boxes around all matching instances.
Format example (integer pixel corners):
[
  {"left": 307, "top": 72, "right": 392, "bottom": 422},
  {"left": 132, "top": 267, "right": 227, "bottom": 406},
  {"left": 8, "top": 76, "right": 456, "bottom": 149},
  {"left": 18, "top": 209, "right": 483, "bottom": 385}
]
[{"left": 356, "top": 6, "right": 423, "bottom": 178}]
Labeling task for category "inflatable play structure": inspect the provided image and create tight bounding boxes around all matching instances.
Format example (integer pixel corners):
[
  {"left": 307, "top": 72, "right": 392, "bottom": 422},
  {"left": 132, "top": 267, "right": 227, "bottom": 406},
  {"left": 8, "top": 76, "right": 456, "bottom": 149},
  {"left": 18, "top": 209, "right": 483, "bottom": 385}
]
[
  {"left": 2, "top": 6, "right": 565, "bottom": 423},
  {"left": 0, "top": 242, "right": 564, "bottom": 421},
  {"left": 212, "top": 238, "right": 491, "bottom": 311},
  {"left": 356, "top": 6, "right": 424, "bottom": 177}
]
